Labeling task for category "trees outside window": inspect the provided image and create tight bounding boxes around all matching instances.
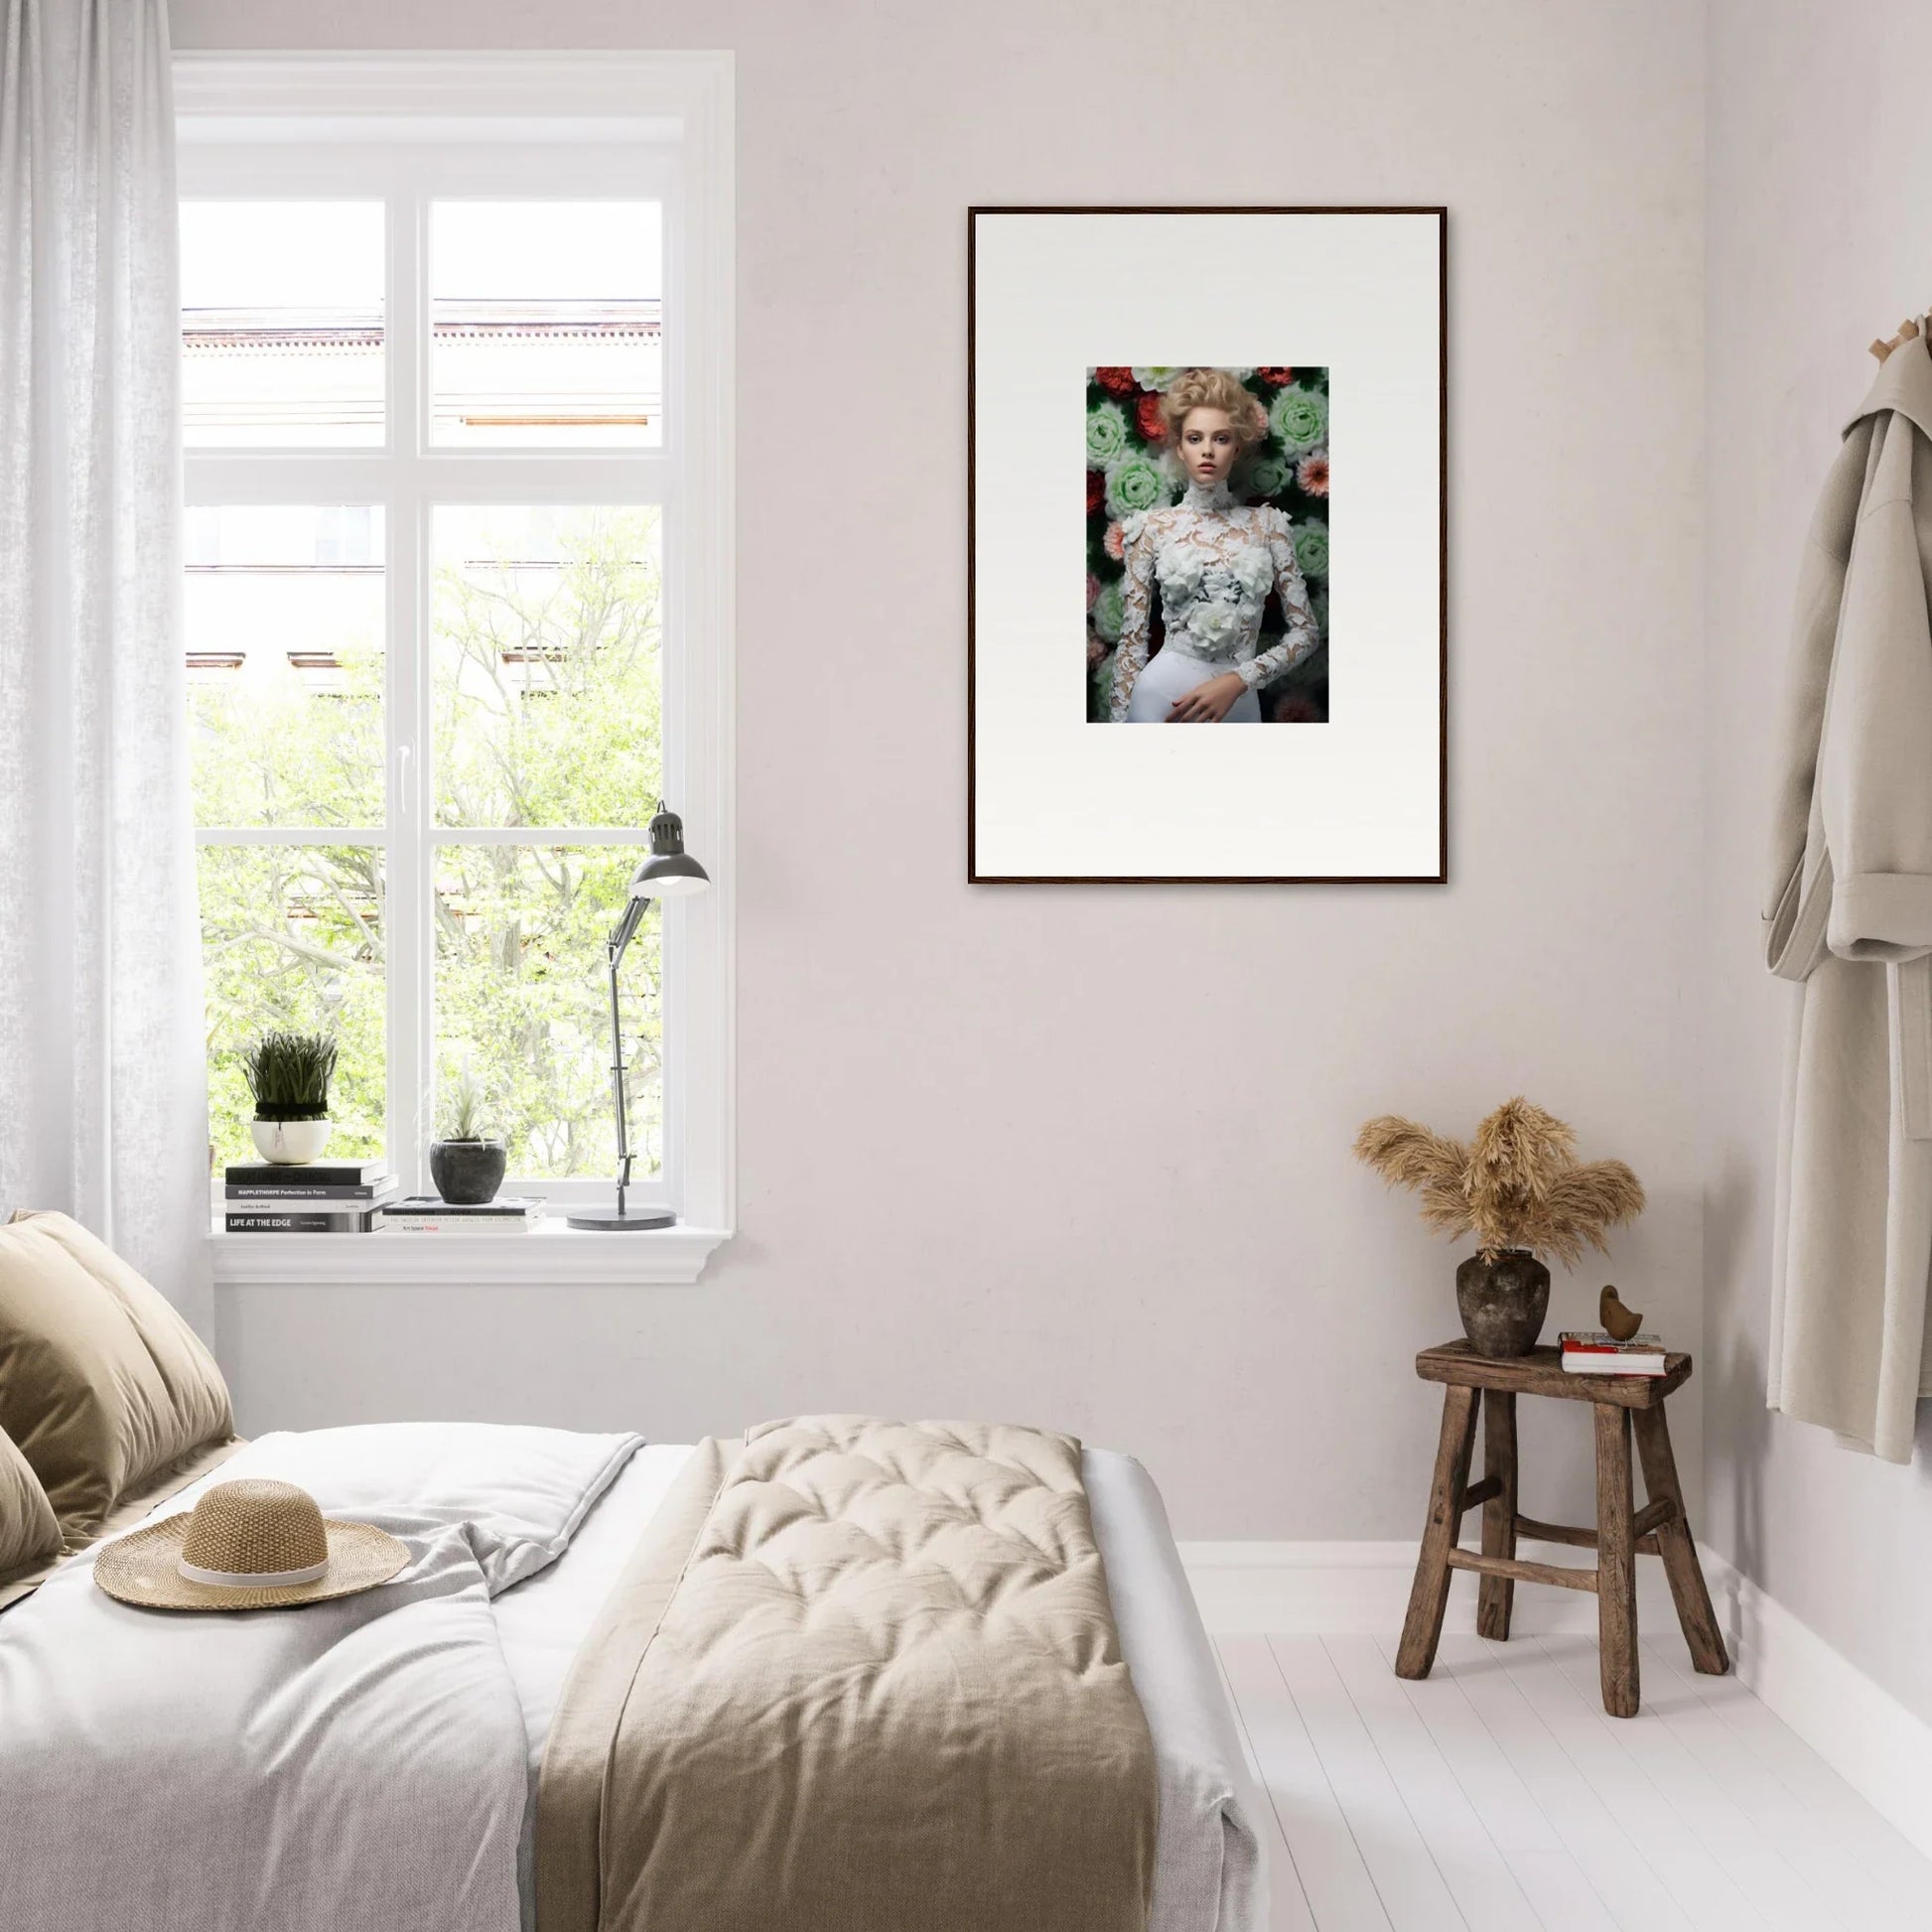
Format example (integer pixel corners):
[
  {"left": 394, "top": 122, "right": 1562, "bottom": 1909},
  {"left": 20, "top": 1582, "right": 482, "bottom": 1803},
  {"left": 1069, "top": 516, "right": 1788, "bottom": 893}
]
[{"left": 193, "top": 507, "right": 663, "bottom": 1176}]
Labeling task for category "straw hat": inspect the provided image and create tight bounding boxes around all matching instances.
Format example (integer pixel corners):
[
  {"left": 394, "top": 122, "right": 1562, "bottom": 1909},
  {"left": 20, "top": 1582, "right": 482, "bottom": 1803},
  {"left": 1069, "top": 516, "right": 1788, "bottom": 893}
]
[{"left": 93, "top": 1478, "right": 410, "bottom": 1610}]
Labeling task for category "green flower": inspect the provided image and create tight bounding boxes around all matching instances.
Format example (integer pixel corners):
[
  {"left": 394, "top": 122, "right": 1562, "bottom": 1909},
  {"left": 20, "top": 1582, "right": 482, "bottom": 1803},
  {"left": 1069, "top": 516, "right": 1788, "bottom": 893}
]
[
  {"left": 1294, "top": 518, "right": 1329, "bottom": 580},
  {"left": 1091, "top": 579, "right": 1126, "bottom": 643},
  {"left": 1086, "top": 400, "right": 1130, "bottom": 467},
  {"left": 1105, "top": 451, "right": 1171, "bottom": 518},
  {"left": 1093, "top": 651, "right": 1115, "bottom": 717},
  {"left": 1313, "top": 589, "right": 1329, "bottom": 635},
  {"left": 1270, "top": 384, "right": 1328, "bottom": 454},
  {"left": 1240, "top": 452, "right": 1292, "bottom": 500}
]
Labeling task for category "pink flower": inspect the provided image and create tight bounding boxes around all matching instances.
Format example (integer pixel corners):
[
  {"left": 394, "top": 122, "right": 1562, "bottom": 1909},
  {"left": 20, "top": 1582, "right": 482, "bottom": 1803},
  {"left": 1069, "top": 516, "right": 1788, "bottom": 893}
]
[
  {"left": 1297, "top": 453, "right": 1329, "bottom": 496},
  {"left": 1086, "top": 572, "right": 1100, "bottom": 611},
  {"left": 1103, "top": 521, "right": 1126, "bottom": 562}
]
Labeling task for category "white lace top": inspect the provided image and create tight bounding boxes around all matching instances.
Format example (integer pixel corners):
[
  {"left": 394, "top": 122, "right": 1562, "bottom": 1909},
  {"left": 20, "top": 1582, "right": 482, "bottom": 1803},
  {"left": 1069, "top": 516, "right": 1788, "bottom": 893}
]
[{"left": 1110, "top": 478, "right": 1321, "bottom": 723}]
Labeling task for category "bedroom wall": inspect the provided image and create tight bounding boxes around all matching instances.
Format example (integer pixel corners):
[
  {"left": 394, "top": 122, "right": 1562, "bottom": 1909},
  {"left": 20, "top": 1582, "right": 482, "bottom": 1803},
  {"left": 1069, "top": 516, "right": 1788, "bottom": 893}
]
[
  {"left": 1702, "top": 0, "right": 1932, "bottom": 1728},
  {"left": 172, "top": 0, "right": 1707, "bottom": 1541}
]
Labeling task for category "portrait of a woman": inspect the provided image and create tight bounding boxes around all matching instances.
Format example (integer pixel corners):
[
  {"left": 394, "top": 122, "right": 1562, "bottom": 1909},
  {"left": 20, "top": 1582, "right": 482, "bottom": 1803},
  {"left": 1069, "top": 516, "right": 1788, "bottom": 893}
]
[{"left": 1097, "top": 366, "right": 1324, "bottom": 724}]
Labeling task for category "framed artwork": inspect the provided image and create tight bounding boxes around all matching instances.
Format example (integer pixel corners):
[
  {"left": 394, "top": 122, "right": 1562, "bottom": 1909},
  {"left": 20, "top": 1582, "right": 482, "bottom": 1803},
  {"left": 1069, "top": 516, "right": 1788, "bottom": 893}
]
[{"left": 968, "top": 206, "right": 1447, "bottom": 884}]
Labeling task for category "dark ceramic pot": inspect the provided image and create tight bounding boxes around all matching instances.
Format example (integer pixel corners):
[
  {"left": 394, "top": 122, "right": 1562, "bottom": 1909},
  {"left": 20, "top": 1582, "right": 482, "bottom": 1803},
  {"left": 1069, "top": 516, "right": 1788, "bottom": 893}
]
[
  {"left": 428, "top": 1139, "right": 507, "bottom": 1206},
  {"left": 1454, "top": 1249, "right": 1551, "bottom": 1358}
]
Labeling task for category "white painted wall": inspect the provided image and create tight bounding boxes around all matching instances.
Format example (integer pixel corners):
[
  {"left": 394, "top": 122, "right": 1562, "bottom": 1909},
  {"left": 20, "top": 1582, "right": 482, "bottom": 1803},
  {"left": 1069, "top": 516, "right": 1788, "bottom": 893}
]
[
  {"left": 171, "top": 0, "right": 1707, "bottom": 1541},
  {"left": 1703, "top": 0, "right": 1932, "bottom": 1731}
]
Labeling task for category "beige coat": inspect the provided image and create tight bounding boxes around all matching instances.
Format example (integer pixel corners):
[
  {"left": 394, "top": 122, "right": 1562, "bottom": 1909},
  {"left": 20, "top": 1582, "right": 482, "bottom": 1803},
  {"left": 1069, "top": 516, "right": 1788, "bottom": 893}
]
[{"left": 1765, "top": 331, "right": 1932, "bottom": 1461}]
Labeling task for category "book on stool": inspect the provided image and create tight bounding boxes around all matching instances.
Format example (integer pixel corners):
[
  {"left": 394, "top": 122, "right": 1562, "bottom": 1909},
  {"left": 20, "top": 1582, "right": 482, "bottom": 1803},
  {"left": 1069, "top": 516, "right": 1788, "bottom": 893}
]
[{"left": 1560, "top": 1329, "right": 1667, "bottom": 1376}]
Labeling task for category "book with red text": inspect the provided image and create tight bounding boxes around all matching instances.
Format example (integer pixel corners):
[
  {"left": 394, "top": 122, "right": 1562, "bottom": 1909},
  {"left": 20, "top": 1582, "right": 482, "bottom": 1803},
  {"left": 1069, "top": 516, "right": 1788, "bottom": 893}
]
[{"left": 1559, "top": 1329, "right": 1667, "bottom": 1374}]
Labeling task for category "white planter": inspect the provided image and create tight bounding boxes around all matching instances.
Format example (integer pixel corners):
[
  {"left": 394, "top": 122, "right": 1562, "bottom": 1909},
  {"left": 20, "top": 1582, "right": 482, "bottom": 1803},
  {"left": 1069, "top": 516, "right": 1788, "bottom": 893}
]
[{"left": 250, "top": 1118, "right": 333, "bottom": 1165}]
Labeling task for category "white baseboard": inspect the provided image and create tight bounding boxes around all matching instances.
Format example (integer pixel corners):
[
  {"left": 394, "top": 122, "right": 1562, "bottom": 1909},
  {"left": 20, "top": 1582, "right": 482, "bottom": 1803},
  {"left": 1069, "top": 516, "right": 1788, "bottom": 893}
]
[
  {"left": 1177, "top": 1537, "right": 1678, "bottom": 1637},
  {"left": 1698, "top": 1545, "right": 1932, "bottom": 1863},
  {"left": 1179, "top": 1538, "right": 1932, "bottom": 1865}
]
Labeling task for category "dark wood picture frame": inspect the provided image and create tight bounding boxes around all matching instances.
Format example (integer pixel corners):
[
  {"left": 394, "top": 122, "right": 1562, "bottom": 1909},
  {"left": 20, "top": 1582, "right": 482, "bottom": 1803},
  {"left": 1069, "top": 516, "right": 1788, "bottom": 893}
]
[{"left": 967, "top": 205, "right": 1449, "bottom": 886}]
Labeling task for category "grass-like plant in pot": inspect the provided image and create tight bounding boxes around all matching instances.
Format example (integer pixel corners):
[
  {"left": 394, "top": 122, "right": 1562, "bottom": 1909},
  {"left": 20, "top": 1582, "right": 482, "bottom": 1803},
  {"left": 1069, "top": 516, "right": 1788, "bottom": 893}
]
[
  {"left": 1353, "top": 1096, "right": 1646, "bottom": 1357},
  {"left": 243, "top": 1031, "right": 340, "bottom": 1166},
  {"left": 429, "top": 1068, "right": 507, "bottom": 1206}
]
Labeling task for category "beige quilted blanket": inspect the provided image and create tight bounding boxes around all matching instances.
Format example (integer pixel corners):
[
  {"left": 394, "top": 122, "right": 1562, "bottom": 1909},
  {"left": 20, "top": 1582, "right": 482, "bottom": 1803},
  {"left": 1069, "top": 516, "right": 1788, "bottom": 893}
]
[{"left": 534, "top": 1417, "right": 1159, "bottom": 1932}]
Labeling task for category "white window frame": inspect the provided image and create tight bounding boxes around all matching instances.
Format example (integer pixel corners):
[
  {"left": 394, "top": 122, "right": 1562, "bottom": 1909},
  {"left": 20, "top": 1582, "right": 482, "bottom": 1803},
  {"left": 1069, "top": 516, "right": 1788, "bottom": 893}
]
[{"left": 178, "top": 55, "right": 735, "bottom": 1285}]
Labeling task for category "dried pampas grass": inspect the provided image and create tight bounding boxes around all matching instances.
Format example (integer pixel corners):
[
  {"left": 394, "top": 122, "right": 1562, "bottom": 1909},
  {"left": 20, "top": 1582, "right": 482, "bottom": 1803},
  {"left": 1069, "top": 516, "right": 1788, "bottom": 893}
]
[{"left": 1353, "top": 1096, "right": 1644, "bottom": 1266}]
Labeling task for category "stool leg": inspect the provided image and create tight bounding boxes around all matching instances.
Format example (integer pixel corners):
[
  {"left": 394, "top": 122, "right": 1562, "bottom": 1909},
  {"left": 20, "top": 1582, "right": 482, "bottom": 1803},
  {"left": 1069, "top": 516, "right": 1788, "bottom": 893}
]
[
  {"left": 1593, "top": 1403, "right": 1640, "bottom": 1718},
  {"left": 1397, "top": 1384, "right": 1478, "bottom": 1680},
  {"left": 1632, "top": 1405, "right": 1730, "bottom": 1676},
  {"left": 1476, "top": 1390, "right": 1518, "bottom": 1640}
]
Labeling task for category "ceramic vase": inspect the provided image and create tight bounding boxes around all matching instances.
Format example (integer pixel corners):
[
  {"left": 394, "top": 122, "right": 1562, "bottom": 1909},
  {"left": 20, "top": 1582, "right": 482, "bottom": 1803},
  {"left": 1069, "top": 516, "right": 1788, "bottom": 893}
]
[
  {"left": 1454, "top": 1248, "right": 1551, "bottom": 1358},
  {"left": 249, "top": 1118, "right": 333, "bottom": 1166},
  {"left": 428, "top": 1139, "right": 507, "bottom": 1206}
]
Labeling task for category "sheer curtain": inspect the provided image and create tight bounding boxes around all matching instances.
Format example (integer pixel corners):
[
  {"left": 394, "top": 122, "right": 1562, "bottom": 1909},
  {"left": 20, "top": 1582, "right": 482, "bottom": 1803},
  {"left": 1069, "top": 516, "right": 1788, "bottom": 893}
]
[{"left": 0, "top": 0, "right": 210, "bottom": 1329}]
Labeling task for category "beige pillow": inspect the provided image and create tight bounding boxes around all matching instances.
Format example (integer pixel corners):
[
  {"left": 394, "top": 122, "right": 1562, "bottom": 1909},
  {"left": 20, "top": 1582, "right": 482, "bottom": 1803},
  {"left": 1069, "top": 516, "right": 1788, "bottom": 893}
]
[
  {"left": 0, "top": 1423, "right": 62, "bottom": 1584},
  {"left": 0, "top": 1211, "right": 233, "bottom": 1537}
]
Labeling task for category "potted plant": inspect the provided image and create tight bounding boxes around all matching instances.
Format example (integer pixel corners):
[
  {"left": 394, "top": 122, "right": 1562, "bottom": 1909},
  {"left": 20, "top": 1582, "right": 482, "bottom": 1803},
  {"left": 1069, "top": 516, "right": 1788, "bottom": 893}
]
[
  {"left": 429, "top": 1069, "right": 507, "bottom": 1206},
  {"left": 243, "top": 1031, "right": 339, "bottom": 1166},
  {"left": 1353, "top": 1096, "right": 1645, "bottom": 1357}
]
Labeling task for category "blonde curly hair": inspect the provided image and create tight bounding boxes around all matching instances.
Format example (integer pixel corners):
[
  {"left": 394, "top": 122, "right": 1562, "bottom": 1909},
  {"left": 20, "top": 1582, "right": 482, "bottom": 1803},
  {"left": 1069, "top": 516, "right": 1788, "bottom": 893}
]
[{"left": 1160, "top": 367, "right": 1269, "bottom": 450}]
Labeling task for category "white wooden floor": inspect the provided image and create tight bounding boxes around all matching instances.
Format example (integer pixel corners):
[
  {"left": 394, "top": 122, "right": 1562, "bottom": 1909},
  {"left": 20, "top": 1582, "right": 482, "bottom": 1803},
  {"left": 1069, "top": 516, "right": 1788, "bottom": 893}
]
[{"left": 1215, "top": 1630, "right": 1932, "bottom": 1931}]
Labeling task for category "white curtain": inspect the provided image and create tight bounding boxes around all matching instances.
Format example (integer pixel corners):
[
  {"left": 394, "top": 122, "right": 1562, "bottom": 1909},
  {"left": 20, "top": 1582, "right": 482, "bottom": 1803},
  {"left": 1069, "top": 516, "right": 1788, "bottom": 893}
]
[{"left": 0, "top": 0, "right": 210, "bottom": 1329}]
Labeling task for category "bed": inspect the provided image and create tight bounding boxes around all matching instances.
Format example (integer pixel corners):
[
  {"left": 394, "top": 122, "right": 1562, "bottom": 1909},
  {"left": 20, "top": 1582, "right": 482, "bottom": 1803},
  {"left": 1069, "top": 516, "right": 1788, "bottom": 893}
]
[
  {"left": 0, "top": 1205, "right": 1262, "bottom": 1932},
  {"left": 0, "top": 1420, "right": 1265, "bottom": 1932}
]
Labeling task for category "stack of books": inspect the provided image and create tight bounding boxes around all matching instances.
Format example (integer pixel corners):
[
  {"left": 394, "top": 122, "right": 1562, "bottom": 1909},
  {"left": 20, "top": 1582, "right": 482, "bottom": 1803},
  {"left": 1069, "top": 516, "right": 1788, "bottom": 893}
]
[
  {"left": 377, "top": 1195, "right": 546, "bottom": 1235},
  {"left": 1559, "top": 1329, "right": 1669, "bottom": 1376},
  {"left": 222, "top": 1160, "right": 397, "bottom": 1233}
]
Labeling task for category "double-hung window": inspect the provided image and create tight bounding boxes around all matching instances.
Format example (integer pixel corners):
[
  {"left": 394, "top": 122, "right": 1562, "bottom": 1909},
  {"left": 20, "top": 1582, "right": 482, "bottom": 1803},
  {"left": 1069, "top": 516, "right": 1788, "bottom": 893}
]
[{"left": 177, "top": 56, "right": 735, "bottom": 1282}]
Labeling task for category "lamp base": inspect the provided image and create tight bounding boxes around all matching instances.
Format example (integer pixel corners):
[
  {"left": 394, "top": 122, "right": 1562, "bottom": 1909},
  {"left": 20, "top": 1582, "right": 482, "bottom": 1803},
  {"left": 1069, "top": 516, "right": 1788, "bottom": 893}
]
[{"left": 566, "top": 1205, "right": 678, "bottom": 1231}]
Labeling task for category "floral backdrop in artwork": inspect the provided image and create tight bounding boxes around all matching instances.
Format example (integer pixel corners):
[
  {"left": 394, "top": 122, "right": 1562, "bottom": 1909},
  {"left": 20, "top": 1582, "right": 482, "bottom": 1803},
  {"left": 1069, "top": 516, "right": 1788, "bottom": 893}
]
[{"left": 1085, "top": 365, "right": 1329, "bottom": 724}]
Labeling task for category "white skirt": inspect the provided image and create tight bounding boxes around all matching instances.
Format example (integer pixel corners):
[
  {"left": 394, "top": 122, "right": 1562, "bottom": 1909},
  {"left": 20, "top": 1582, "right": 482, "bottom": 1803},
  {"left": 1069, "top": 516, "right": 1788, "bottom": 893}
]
[{"left": 1124, "top": 646, "right": 1261, "bottom": 723}]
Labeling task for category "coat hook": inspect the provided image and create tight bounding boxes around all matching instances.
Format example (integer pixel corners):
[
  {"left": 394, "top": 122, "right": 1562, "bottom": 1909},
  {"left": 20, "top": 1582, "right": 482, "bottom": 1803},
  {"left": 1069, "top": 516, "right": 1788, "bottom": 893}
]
[{"left": 1872, "top": 314, "right": 1926, "bottom": 363}]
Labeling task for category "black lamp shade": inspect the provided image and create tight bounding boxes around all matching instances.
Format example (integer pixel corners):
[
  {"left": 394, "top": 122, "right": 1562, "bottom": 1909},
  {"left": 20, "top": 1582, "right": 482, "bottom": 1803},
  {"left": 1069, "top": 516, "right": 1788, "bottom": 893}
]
[{"left": 630, "top": 804, "right": 710, "bottom": 899}]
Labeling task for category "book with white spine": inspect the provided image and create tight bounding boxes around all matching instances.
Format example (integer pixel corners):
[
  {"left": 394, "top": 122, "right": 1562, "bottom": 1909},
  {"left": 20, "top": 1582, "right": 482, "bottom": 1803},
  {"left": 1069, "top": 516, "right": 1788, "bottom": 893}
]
[{"left": 377, "top": 1194, "right": 546, "bottom": 1234}]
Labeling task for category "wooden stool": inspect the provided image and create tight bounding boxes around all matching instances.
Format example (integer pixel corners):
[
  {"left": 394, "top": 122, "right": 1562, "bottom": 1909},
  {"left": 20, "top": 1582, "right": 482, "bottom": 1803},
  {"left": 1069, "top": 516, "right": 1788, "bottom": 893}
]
[{"left": 1394, "top": 1339, "right": 1728, "bottom": 1718}]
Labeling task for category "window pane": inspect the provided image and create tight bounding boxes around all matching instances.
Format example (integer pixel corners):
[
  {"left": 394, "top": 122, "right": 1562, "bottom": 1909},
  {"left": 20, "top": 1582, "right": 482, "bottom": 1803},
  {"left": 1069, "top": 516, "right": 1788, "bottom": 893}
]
[
  {"left": 200, "top": 845, "right": 386, "bottom": 1167},
  {"left": 430, "top": 202, "right": 662, "bottom": 447},
  {"left": 187, "top": 506, "right": 385, "bottom": 829},
  {"left": 432, "top": 506, "right": 661, "bottom": 828},
  {"left": 434, "top": 845, "right": 658, "bottom": 1178},
  {"left": 181, "top": 203, "right": 384, "bottom": 447}
]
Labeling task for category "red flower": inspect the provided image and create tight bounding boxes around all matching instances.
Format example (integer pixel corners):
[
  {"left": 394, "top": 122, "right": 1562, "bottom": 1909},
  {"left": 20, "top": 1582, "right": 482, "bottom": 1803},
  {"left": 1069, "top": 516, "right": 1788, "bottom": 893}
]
[
  {"left": 1257, "top": 366, "right": 1296, "bottom": 386},
  {"left": 1271, "top": 692, "right": 1323, "bottom": 724},
  {"left": 1297, "top": 453, "right": 1329, "bottom": 496},
  {"left": 1093, "top": 367, "right": 1137, "bottom": 395},
  {"left": 1086, "top": 572, "right": 1100, "bottom": 611},
  {"left": 1136, "top": 394, "right": 1168, "bottom": 443},
  {"left": 1086, "top": 470, "right": 1104, "bottom": 514}
]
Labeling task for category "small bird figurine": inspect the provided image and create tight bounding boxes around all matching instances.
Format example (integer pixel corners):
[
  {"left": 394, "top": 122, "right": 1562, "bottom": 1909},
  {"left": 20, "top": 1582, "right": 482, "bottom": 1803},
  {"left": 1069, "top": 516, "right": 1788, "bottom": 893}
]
[{"left": 1599, "top": 1285, "right": 1643, "bottom": 1341}]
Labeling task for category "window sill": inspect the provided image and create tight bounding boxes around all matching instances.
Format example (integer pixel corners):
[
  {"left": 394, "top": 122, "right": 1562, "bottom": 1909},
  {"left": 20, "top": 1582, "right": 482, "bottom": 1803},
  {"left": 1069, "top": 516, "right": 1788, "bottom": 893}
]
[{"left": 208, "top": 1220, "right": 731, "bottom": 1286}]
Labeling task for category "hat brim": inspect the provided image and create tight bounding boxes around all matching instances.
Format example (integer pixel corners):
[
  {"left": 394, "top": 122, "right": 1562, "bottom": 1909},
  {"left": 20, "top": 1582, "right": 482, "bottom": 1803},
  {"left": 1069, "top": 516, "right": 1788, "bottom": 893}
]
[{"left": 93, "top": 1514, "right": 411, "bottom": 1611}]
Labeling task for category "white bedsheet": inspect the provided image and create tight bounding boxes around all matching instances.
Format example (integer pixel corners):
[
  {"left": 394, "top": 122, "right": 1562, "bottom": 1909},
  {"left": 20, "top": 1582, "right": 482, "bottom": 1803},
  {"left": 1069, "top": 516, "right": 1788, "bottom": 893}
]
[
  {"left": 492, "top": 1444, "right": 1266, "bottom": 1932},
  {"left": 0, "top": 1424, "right": 641, "bottom": 1932}
]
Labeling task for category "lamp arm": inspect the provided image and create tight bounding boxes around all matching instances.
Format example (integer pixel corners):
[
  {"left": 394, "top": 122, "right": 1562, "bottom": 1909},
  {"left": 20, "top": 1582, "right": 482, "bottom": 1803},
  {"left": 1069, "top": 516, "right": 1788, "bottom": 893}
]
[
  {"left": 605, "top": 892, "right": 653, "bottom": 1218},
  {"left": 609, "top": 893, "right": 649, "bottom": 961}
]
